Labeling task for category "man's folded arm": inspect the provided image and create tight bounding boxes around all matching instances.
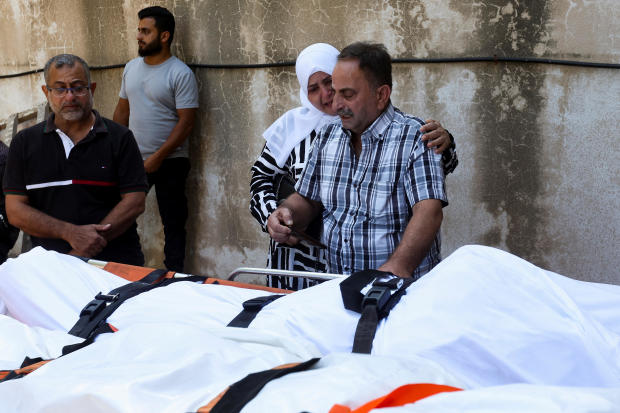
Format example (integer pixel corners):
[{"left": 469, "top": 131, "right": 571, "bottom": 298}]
[
  {"left": 5, "top": 194, "right": 108, "bottom": 257},
  {"left": 98, "top": 191, "right": 146, "bottom": 241}
]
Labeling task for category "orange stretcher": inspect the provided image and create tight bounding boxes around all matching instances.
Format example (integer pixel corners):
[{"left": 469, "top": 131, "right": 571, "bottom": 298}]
[{"left": 85, "top": 258, "right": 344, "bottom": 293}]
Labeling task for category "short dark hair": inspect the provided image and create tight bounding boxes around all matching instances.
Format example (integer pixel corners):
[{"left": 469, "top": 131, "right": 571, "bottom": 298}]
[
  {"left": 43, "top": 54, "right": 91, "bottom": 85},
  {"left": 338, "top": 42, "right": 392, "bottom": 88},
  {"left": 138, "top": 6, "right": 175, "bottom": 44}
]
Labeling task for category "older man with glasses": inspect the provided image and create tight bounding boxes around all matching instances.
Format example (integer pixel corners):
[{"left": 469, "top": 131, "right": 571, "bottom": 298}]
[{"left": 3, "top": 54, "right": 148, "bottom": 265}]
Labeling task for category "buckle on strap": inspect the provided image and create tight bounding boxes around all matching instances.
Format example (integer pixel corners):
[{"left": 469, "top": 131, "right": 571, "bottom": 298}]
[
  {"left": 373, "top": 275, "right": 404, "bottom": 289},
  {"left": 95, "top": 292, "right": 119, "bottom": 302},
  {"left": 361, "top": 286, "right": 391, "bottom": 311},
  {"left": 361, "top": 276, "right": 404, "bottom": 312},
  {"left": 78, "top": 292, "right": 119, "bottom": 320},
  {"left": 242, "top": 295, "right": 283, "bottom": 311}
]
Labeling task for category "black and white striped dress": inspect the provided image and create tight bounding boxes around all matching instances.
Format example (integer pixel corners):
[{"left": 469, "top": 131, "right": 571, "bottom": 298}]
[{"left": 250, "top": 130, "right": 326, "bottom": 290}]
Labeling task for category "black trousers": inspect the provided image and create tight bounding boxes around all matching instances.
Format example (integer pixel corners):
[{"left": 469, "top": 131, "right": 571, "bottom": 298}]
[{"left": 147, "top": 157, "right": 190, "bottom": 272}]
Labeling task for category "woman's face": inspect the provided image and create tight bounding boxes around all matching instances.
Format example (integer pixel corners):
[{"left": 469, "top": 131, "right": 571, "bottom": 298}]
[{"left": 306, "top": 71, "right": 336, "bottom": 116}]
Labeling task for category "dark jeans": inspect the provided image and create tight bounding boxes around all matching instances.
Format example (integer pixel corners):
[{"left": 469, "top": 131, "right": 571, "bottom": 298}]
[{"left": 147, "top": 157, "right": 190, "bottom": 272}]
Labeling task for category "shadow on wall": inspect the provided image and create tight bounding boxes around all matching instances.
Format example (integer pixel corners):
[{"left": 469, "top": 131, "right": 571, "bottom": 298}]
[{"left": 473, "top": 1, "right": 552, "bottom": 268}]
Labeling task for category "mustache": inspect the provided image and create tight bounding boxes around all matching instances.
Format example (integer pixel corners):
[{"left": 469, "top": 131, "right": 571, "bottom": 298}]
[
  {"left": 337, "top": 108, "right": 353, "bottom": 117},
  {"left": 61, "top": 101, "right": 83, "bottom": 109}
]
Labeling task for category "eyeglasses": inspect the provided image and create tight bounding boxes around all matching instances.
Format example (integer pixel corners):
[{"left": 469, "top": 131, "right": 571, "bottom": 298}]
[{"left": 46, "top": 85, "right": 90, "bottom": 97}]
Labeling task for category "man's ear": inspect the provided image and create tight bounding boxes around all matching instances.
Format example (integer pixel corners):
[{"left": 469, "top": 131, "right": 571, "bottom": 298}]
[
  {"left": 376, "top": 84, "right": 391, "bottom": 109},
  {"left": 160, "top": 30, "right": 171, "bottom": 45},
  {"left": 41, "top": 85, "right": 49, "bottom": 97},
  {"left": 89, "top": 82, "right": 97, "bottom": 96}
]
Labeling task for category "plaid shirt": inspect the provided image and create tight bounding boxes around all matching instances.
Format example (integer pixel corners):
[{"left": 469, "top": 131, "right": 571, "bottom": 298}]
[{"left": 296, "top": 104, "right": 448, "bottom": 278}]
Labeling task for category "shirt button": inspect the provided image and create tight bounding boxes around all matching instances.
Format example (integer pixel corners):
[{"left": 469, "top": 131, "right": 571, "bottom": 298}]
[{"left": 344, "top": 239, "right": 348, "bottom": 243}]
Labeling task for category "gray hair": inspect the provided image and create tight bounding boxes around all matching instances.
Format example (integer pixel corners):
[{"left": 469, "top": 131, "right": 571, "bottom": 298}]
[{"left": 43, "top": 54, "right": 91, "bottom": 85}]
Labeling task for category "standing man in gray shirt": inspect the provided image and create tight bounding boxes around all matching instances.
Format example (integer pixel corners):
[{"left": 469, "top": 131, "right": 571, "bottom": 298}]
[{"left": 113, "top": 6, "right": 199, "bottom": 272}]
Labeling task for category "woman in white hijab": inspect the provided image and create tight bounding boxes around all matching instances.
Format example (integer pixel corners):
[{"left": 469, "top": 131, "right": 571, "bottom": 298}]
[{"left": 250, "top": 43, "right": 457, "bottom": 290}]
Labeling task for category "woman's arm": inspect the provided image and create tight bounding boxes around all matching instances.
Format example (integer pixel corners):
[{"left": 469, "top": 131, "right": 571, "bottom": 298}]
[{"left": 249, "top": 144, "right": 289, "bottom": 230}]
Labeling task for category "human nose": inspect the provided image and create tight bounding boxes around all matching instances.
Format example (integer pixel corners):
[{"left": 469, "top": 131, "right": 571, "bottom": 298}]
[
  {"left": 332, "top": 93, "right": 343, "bottom": 111},
  {"left": 323, "top": 83, "right": 333, "bottom": 95},
  {"left": 322, "top": 85, "right": 334, "bottom": 100}
]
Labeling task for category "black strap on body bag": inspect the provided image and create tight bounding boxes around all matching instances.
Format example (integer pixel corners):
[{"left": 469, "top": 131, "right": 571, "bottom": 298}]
[
  {"left": 227, "top": 294, "right": 285, "bottom": 328},
  {"left": 68, "top": 274, "right": 205, "bottom": 340},
  {"left": 206, "top": 358, "right": 320, "bottom": 413},
  {"left": 1, "top": 272, "right": 204, "bottom": 383},
  {"left": 0, "top": 357, "right": 48, "bottom": 383},
  {"left": 340, "top": 269, "right": 414, "bottom": 354}
]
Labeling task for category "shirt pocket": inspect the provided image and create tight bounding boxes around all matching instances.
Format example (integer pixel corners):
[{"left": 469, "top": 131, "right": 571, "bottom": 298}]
[{"left": 361, "top": 180, "right": 394, "bottom": 223}]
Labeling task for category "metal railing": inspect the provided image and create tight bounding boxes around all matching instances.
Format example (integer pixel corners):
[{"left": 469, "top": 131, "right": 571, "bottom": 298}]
[
  {"left": 1, "top": 103, "right": 50, "bottom": 256},
  {"left": 227, "top": 267, "right": 344, "bottom": 282}
]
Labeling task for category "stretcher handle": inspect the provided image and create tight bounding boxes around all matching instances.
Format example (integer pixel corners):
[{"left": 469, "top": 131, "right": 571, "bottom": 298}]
[{"left": 227, "top": 267, "right": 344, "bottom": 282}]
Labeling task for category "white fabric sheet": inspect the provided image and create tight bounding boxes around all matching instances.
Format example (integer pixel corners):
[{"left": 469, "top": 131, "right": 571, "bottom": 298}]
[
  {"left": 0, "top": 245, "right": 619, "bottom": 412},
  {"left": 0, "top": 248, "right": 126, "bottom": 330},
  {"left": 0, "top": 315, "right": 80, "bottom": 370}
]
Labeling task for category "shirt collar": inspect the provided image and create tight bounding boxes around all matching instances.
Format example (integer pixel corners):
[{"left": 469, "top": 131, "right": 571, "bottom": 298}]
[
  {"left": 365, "top": 103, "right": 395, "bottom": 141},
  {"left": 43, "top": 110, "right": 107, "bottom": 135},
  {"left": 340, "top": 103, "right": 395, "bottom": 141}
]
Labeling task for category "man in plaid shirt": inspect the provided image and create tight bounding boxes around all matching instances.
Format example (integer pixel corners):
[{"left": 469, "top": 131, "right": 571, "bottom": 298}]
[{"left": 267, "top": 42, "right": 449, "bottom": 280}]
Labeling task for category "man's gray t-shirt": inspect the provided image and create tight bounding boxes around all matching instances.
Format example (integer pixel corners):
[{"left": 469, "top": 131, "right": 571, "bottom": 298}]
[{"left": 119, "top": 56, "right": 199, "bottom": 159}]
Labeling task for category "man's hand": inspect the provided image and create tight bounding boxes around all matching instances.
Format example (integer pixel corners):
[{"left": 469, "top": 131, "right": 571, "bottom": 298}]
[
  {"left": 65, "top": 223, "right": 111, "bottom": 258},
  {"left": 6, "top": 195, "right": 114, "bottom": 258},
  {"left": 421, "top": 119, "right": 451, "bottom": 154},
  {"left": 144, "top": 155, "right": 163, "bottom": 174},
  {"left": 377, "top": 262, "right": 412, "bottom": 279},
  {"left": 266, "top": 207, "right": 300, "bottom": 246},
  {"left": 143, "top": 108, "right": 197, "bottom": 174}
]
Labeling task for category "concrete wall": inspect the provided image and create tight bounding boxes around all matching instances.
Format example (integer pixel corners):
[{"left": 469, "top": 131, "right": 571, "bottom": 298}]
[{"left": 0, "top": 1, "right": 618, "bottom": 283}]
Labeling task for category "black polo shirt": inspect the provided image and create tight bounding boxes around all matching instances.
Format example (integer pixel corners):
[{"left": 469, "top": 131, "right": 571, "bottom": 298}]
[{"left": 3, "top": 110, "right": 148, "bottom": 265}]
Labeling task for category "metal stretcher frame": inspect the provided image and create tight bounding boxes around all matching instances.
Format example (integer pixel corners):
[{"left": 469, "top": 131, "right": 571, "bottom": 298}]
[
  {"left": 227, "top": 267, "right": 345, "bottom": 283},
  {"left": 83, "top": 258, "right": 295, "bottom": 294},
  {"left": 84, "top": 257, "right": 343, "bottom": 289}
]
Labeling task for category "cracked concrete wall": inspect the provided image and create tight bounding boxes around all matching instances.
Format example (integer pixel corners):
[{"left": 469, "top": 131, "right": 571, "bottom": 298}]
[{"left": 0, "top": 1, "right": 618, "bottom": 283}]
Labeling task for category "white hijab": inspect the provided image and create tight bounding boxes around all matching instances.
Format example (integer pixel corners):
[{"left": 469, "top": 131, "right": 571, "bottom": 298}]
[{"left": 262, "top": 43, "right": 340, "bottom": 167}]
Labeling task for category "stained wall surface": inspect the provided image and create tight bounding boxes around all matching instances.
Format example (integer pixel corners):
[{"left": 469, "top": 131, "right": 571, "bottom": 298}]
[{"left": 0, "top": 1, "right": 618, "bottom": 283}]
